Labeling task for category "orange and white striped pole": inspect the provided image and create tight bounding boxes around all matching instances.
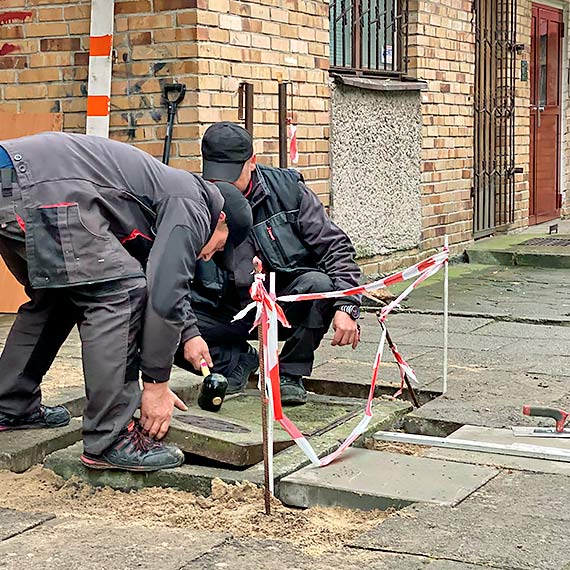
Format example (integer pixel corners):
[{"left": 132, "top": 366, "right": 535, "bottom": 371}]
[{"left": 86, "top": 0, "right": 114, "bottom": 137}]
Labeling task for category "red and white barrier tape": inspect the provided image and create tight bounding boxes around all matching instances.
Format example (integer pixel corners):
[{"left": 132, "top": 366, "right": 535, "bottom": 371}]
[{"left": 234, "top": 248, "right": 449, "bottom": 467}]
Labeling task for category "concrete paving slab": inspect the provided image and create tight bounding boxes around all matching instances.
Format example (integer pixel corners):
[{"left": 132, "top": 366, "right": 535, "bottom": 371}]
[
  {"left": 0, "top": 518, "right": 227, "bottom": 570},
  {"left": 279, "top": 448, "right": 497, "bottom": 511},
  {"left": 409, "top": 344, "right": 570, "bottom": 376},
  {"left": 308, "top": 357, "right": 441, "bottom": 401},
  {"left": 166, "top": 393, "right": 361, "bottom": 467},
  {"left": 472, "top": 320, "right": 570, "bottom": 341},
  {"left": 349, "top": 471, "right": 570, "bottom": 570},
  {"left": 45, "top": 400, "right": 411, "bottom": 493},
  {"left": 401, "top": 265, "right": 570, "bottom": 324},
  {"left": 407, "top": 369, "right": 569, "bottom": 433},
  {"left": 0, "top": 418, "right": 82, "bottom": 472},
  {"left": 370, "top": 313, "right": 492, "bottom": 334},
  {"left": 0, "top": 508, "right": 54, "bottom": 542},
  {"left": 425, "top": 425, "right": 570, "bottom": 475},
  {"left": 184, "top": 538, "right": 481, "bottom": 570}
]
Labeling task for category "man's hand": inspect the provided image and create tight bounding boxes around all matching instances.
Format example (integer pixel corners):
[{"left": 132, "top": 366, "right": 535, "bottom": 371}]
[
  {"left": 140, "top": 382, "right": 188, "bottom": 440},
  {"left": 331, "top": 310, "right": 360, "bottom": 349},
  {"left": 183, "top": 335, "right": 213, "bottom": 370}
]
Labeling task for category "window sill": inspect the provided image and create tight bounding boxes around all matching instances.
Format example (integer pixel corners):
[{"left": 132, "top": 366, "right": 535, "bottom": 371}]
[{"left": 332, "top": 74, "right": 428, "bottom": 92}]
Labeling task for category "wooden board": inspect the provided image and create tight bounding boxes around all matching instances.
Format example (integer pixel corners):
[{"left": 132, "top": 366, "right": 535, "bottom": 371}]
[{"left": 0, "top": 111, "right": 63, "bottom": 313}]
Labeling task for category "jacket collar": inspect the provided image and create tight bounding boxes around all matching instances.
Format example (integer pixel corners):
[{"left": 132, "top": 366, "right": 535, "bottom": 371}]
[{"left": 247, "top": 166, "right": 271, "bottom": 210}]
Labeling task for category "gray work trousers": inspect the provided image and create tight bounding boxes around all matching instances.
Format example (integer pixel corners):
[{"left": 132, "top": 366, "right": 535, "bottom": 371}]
[{"left": 0, "top": 225, "right": 145, "bottom": 455}]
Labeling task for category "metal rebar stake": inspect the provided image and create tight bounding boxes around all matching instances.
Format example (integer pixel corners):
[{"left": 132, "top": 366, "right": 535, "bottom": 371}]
[
  {"left": 443, "top": 235, "right": 449, "bottom": 394},
  {"left": 254, "top": 261, "right": 271, "bottom": 515}
]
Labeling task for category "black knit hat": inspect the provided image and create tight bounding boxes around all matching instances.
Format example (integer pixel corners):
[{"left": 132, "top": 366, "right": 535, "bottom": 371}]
[{"left": 214, "top": 181, "right": 253, "bottom": 247}]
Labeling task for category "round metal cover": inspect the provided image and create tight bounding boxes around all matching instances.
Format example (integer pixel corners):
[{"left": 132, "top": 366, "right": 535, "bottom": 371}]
[{"left": 177, "top": 414, "right": 251, "bottom": 434}]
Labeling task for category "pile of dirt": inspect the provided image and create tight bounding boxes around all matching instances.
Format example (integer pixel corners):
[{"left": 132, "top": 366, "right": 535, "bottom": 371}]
[{"left": 0, "top": 467, "right": 388, "bottom": 555}]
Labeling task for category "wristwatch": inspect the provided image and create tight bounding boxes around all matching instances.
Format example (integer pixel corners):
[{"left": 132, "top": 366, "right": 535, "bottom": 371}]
[{"left": 337, "top": 304, "right": 361, "bottom": 321}]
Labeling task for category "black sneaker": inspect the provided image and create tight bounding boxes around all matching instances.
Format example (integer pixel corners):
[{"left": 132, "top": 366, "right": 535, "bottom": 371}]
[
  {"left": 80, "top": 420, "right": 184, "bottom": 472},
  {"left": 227, "top": 345, "right": 259, "bottom": 395},
  {"left": 280, "top": 375, "right": 308, "bottom": 406},
  {"left": 0, "top": 404, "right": 71, "bottom": 431}
]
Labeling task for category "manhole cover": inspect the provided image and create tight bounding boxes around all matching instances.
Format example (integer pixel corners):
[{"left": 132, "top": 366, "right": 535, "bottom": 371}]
[
  {"left": 521, "top": 237, "right": 570, "bottom": 247},
  {"left": 177, "top": 414, "right": 251, "bottom": 434}
]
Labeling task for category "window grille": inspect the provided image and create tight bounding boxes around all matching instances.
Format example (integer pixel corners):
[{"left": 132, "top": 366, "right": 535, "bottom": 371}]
[{"left": 329, "top": 0, "right": 409, "bottom": 77}]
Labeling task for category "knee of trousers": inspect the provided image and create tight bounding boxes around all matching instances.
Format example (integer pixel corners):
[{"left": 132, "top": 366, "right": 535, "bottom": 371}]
[{"left": 292, "top": 271, "right": 335, "bottom": 294}]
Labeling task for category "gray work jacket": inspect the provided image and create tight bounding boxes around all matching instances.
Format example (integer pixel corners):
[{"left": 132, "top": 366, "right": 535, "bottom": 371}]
[{"left": 0, "top": 132, "right": 223, "bottom": 382}]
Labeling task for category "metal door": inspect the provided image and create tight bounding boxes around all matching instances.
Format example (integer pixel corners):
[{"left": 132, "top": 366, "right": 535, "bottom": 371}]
[{"left": 473, "top": 0, "right": 518, "bottom": 238}]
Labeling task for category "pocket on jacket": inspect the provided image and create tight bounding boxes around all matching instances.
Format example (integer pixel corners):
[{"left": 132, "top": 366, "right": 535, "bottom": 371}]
[
  {"left": 25, "top": 202, "right": 124, "bottom": 287},
  {"left": 252, "top": 210, "right": 307, "bottom": 270}
]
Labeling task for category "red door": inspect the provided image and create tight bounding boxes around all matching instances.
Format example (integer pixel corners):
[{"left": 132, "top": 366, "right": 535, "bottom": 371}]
[{"left": 529, "top": 4, "right": 563, "bottom": 225}]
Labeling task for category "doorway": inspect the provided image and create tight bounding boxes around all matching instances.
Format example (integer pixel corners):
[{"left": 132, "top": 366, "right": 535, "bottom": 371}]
[{"left": 529, "top": 3, "right": 563, "bottom": 225}]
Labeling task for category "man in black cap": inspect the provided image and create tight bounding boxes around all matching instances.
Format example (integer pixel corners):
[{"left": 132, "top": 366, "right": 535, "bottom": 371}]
[
  {"left": 0, "top": 132, "right": 252, "bottom": 471},
  {"left": 189, "top": 121, "right": 361, "bottom": 406}
]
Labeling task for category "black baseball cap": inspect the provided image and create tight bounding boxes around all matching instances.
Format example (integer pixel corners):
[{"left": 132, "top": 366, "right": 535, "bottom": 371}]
[
  {"left": 202, "top": 122, "right": 254, "bottom": 183},
  {"left": 214, "top": 181, "right": 253, "bottom": 247}
]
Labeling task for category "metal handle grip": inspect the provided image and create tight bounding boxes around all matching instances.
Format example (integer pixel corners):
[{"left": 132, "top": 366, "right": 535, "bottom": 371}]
[{"left": 523, "top": 406, "right": 568, "bottom": 432}]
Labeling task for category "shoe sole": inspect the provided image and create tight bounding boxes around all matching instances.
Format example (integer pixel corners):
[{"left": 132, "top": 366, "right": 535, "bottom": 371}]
[
  {"left": 0, "top": 419, "right": 71, "bottom": 432},
  {"left": 80, "top": 454, "right": 183, "bottom": 472},
  {"left": 281, "top": 396, "right": 307, "bottom": 406}
]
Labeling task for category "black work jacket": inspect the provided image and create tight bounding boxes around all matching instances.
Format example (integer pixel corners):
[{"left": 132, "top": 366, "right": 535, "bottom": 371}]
[{"left": 189, "top": 165, "right": 361, "bottom": 331}]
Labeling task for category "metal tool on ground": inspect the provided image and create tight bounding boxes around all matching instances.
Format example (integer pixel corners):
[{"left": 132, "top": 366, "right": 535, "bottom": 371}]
[
  {"left": 197, "top": 360, "right": 228, "bottom": 413},
  {"left": 161, "top": 82, "right": 186, "bottom": 165},
  {"left": 374, "top": 431, "right": 570, "bottom": 462},
  {"left": 511, "top": 406, "right": 570, "bottom": 438},
  {"left": 253, "top": 256, "right": 272, "bottom": 515}
]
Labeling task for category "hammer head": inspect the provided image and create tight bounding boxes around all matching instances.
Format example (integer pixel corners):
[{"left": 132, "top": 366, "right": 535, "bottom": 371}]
[{"left": 198, "top": 373, "right": 228, "bottom": 412}]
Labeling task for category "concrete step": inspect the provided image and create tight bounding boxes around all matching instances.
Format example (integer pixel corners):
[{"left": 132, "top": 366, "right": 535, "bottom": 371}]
[
  {"left": 466, "top": 233, "right": 570, "bottom": 268},
  {"left": 45, "top": 400, "right": 412, "bottom": 493},
  {"left": 0, "top": 418, "right": 82, "bottom": 473},
  {"left": 279, "top": 447, "right": 497, "bottom": 511},
  {"left": 165, "top": 392, "right": 363, "bottom": 467}
]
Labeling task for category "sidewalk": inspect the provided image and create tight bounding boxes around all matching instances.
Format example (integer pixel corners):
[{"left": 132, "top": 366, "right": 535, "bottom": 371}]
[{"left": 1, "top": 259, "right": 570, "bottom": 569}]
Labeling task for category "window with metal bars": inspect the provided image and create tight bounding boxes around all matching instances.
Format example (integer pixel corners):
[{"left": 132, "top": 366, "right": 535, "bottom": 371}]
[{"left": 329, "top": 0, "right": 409, "bottom": 77}]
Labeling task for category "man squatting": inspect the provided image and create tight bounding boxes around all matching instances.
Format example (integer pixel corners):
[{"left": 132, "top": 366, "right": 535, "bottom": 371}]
[{"left": 0, "top": 125, "right": 362, "bottom": 471}]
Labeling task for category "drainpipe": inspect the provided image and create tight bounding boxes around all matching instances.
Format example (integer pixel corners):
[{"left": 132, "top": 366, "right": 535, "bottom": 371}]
[{"left": 86, "top": 0, "right": 114, "bottom": 137}]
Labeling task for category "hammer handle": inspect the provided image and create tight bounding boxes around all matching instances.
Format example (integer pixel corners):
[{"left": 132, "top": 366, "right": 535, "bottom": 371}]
[
  {"left": 523, "top": 406, "right": 569, "bottom": 432},
  {"left": 200, "top": 359, "right": 210, "bottom": 378}
]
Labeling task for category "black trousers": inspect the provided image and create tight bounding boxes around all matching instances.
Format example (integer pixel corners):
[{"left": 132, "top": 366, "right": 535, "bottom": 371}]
[
  {"left": 0, "top": 226, "right": 145, "bottom": 455},
  {"left": 178, "top": 271, "right": 336, "bottom": 379}
]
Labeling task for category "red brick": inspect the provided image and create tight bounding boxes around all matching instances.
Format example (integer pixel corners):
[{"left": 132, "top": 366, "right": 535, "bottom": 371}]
[
  {"left": 0, "top": 56, "right": 26, "bottom": 69},
  {"left": 114, "top": 0, "right": 152, "bottom": 14},
  {"left": 154, "top": 0, "right": 196, "bottom": 10},
  {"left": 74, "top": 51, "right": 89, "bottom": 66},
  {"left": 129, "top": 31, "right": 152, "bottom": 45},
  {"left": 40, "top": 37, "right": 80, "bottom": 52}
]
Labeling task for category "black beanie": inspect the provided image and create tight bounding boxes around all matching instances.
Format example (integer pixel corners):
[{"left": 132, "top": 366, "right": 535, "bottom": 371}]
[{"left": 214, "top": 181, "right": 253, "bottom": 247}]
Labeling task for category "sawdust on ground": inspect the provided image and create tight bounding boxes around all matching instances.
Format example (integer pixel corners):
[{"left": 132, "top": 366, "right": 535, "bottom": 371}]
[
  {"left": 0, "top": 467, "right": 389, "bottom": 556},
  {"left": 364, "top": 438, "right": 426, "bottom": 456}
]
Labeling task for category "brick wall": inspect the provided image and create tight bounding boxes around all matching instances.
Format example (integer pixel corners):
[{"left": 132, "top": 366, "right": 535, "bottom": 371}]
[
  {"left": 513, "top": 0, "right": 531, "bottom": 230},
  {"left": 402, "top": 0, "right": 531, "bottom": 264},
  {"left": 407, "top": 0, "right": 476, "bottom": 259},
  {"left": 0, "top": 0, "right": 330, "bottom": 200},
  {"left": 563, "top": 5, "right": 570, "bottom": 220}
]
